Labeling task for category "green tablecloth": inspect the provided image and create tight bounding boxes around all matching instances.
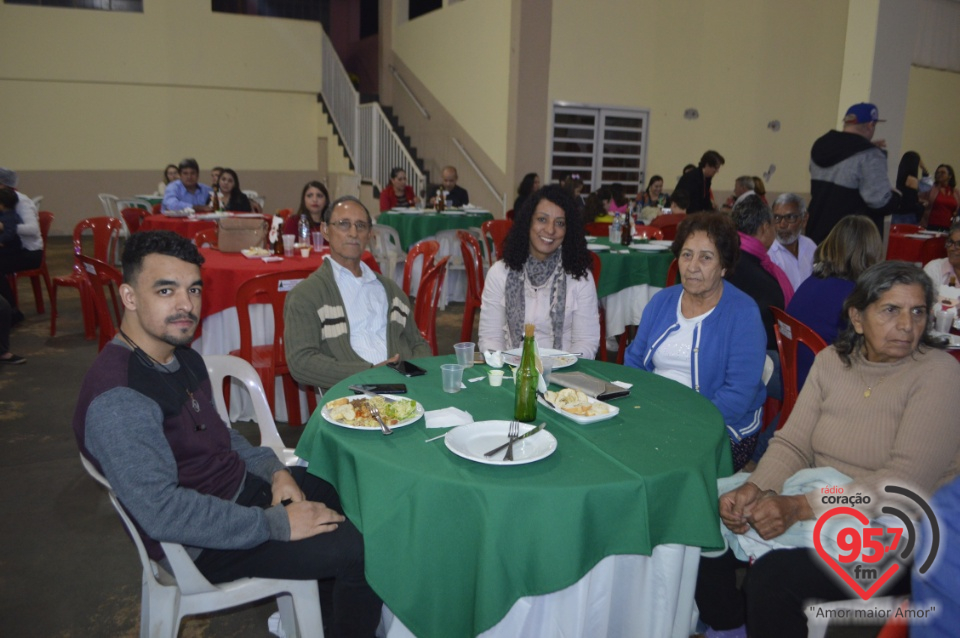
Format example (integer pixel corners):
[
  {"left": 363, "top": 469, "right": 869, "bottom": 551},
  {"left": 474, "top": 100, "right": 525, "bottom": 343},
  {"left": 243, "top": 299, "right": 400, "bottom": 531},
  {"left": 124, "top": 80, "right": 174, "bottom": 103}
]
[
  {"left": 296, "top": 357, "right": 731, "bottom": 638},
  {"left": 377, "top": 209, "right": 495, "bottom": 250},
  {"left": 589, "top": 237, "right": 674, "bottom": 297}
]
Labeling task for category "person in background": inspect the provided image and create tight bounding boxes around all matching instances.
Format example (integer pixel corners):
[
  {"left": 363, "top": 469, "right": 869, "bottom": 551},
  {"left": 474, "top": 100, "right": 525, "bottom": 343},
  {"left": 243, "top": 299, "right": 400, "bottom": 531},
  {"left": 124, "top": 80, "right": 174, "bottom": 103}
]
[
  {"left": 752, "top": 176, "right": 768, "bottom": 205},
  {"left": 479, "top": 185, "right": 599, "bottom": 358},
  {"left": 806, "top": 102, "right": 898, "bottom": 242},
  {"left": 157, "top": 164, "right": 179, "bottom": 197},
  {"left": 767, "top": 193, "right": 816, "bottom": 291},
  {"left": 667, "top": 190, "right": 690, "bottom": 215},
  {"left": 0, "top": 295, "right": 24, "bottom": 364},
  {"left": 513, "top": 172, "right": 540, "bottom": 214},
  {"left": 285, "top": 197, "right": 430, "bottom": 391},
  {"left": 212, "top": 168, "right": 252, "bottom": 212},
  {"left": 625, "top": 213, "right": 766, "bottom": 470},
  {"left": 583, "top": 186, "right": 613, "bottom": 223},
  {"left": 892, "top": 151, "right": 927, "bottom": 225},
  {"left": 721, "top": 175, "right": 756, "bottom": 211},
  {"left": 284, "top": 181, "right": 329, "bottom": 236},
  {"left": 162, "top": 158, "right": 213, "bottom": 213},
  {"left": 673, "top": 150, "right": 724, "bottom": 213},
  {"left": 378, "top": 167, "right": 419, "bottom": 212},
  {"left": 429, "top": 166, "right": 469, "bottom": 208},
  {"left": 699, "top": 261, "right": 959, "bottom": 638},
  {"left": 911, "top": 474, "right": 960, "bottom": 638},
  {"left": 0, "top": 168, "right": 43, "bottom": 324},
  {"left": 560, "top": 173, "right": 586, "bottom": 214},
  {"left": 923, "top": 219, "right": 960, "bottom": 288},
  {"left": 682, "top": 164, "right": 696, "bottom": 174},
  {"left": 210, "top": 166, "right": 223, "bottom": 188},
  {"left": 0, "top": 187, "right": 23, "bottom": 256},
  {"left": 606, "top": 183, "right": 630, "bottom": 215},
  {"left": 924, "top": 164, "right": 960, "bottom": 231},
  {"left": 636, "top": 175, "right": 666, "bottom": 209}
]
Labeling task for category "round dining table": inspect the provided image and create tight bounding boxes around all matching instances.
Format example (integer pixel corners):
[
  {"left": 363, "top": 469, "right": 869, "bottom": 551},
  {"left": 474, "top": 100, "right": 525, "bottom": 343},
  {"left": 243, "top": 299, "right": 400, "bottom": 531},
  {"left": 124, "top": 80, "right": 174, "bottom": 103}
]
[
  {"left": 140, "top": 214, "right": 218, "bottom": 240},
  {"left": 377, "top": 208, "right": 495, "bottom": 250},
  {"left": 296, "top": 356, "right": 733, "bottom": 638}
]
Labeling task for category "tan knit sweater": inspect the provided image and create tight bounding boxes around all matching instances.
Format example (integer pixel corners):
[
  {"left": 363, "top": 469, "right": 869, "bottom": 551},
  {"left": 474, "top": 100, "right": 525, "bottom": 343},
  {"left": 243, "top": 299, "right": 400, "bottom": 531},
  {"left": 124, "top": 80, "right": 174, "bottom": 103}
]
[{"left": 750, "top": 345, "right": 960, "bottom": 515}]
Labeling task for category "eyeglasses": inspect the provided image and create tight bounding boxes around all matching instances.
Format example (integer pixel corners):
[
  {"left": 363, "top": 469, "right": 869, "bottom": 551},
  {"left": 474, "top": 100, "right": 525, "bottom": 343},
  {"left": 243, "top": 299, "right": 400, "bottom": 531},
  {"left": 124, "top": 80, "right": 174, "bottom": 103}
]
[
  {"left": 773, "top": 213, "right": 802, "bottom": 224},
  {"left": 945, "top": 239, "right": 960, "bottom": 249},
  {"left": 327, "top": 219, "right": 370, "bottom": 233}
]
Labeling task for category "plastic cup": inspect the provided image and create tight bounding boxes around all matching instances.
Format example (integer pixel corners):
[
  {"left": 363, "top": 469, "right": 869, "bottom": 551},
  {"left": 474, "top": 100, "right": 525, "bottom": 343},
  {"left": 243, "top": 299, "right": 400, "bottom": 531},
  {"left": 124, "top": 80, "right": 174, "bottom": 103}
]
[
  {"left": 281, "top": 234, "right": 295, "bottom": 257},
  {"left": 454, "top": 342, "right": 475, "bottom": 369},
  {"left": 441, "top": 364, "right": 464, "bottom": 393},
  {"left": 299, "top": 246, "right": 311, "bottom": 258},
  {"left": 935, "top": 308, "right": 956, "bottom": 333},
  {"left": 311, "top": 231, "right": 324, "bottom": 252},
  {"left": 541, "top": 357, "right": 555, "bottom": 386},
  {"left": 488, "top": 370, "right": 504, "bottom": 387}
]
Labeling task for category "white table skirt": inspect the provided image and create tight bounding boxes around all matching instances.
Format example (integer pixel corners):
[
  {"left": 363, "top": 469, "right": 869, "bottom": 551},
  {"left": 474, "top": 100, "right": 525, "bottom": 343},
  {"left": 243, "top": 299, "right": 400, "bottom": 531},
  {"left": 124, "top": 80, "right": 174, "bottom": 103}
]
[
  {"left": 602, "top": 283, "right": 663, "bottom": 337},
  {"left": 378, "top": 545, "right": 700, "bottom": 638}
]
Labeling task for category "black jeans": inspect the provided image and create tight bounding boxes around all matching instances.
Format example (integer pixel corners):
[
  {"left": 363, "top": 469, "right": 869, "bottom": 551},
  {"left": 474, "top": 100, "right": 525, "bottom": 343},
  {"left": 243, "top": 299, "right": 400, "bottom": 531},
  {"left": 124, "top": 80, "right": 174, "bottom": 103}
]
[
  {"left": 0, "top": 249, "right": 42, "bottom": 308},
  {"left": 697, "top": 548, "right": 911, "bottom": 638},
  {"left": 193, "top": 468, "right": 382, "bottom": 638}
]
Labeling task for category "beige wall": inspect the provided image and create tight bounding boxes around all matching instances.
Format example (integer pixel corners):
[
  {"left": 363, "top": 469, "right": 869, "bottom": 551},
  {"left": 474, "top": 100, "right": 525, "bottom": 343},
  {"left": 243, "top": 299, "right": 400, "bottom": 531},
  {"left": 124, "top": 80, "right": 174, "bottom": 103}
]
[
  {"left": 548, "top": 0, "right": 849, "bottom": 195},
  {"left": 902, "top": 65, "right": 960, "bottom": 171}
]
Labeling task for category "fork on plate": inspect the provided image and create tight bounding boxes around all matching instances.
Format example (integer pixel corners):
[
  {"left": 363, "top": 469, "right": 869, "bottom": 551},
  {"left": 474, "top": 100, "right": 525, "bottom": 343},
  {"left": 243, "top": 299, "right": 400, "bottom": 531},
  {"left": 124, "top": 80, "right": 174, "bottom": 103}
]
[
  {"left": 504, "top": 420, "right": 520, "bottom": 461},
  {"left": 367, "top": 402, "right": 393, "bottom": 436}
]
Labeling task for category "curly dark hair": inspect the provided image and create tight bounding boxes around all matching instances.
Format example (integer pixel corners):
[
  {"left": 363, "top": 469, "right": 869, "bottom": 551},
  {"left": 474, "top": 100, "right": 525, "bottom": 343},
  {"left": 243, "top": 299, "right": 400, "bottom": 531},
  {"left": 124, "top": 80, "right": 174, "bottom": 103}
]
[
  {"left": 583, "top": 186, "right": 612, "bottom": 223},
  {"left": 834, "top": 261, "right": 944, "bottom": 366},
  {"left": 122, "top": 230, "right": 204, "bottom": 284},
  {"left": 670, "top": 212, "right": 740, "bottom": 273},
  {"left": 502, "top": 184, "right": 591, "bottom": 279}
]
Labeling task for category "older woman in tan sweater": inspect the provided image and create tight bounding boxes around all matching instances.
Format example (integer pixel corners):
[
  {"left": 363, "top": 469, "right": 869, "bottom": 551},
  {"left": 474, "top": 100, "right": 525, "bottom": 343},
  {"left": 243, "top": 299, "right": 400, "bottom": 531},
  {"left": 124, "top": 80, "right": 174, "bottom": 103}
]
[{"left": 696, "top": 261, "right": 960, "bottom": 638}]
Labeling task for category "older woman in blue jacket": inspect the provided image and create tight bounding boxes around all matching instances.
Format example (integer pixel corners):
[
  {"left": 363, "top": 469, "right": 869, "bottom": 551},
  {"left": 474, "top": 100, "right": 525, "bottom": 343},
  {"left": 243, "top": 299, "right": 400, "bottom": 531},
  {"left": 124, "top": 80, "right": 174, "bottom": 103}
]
[{"left": 624, "top": 213, "right": 766, "bottom": 470}]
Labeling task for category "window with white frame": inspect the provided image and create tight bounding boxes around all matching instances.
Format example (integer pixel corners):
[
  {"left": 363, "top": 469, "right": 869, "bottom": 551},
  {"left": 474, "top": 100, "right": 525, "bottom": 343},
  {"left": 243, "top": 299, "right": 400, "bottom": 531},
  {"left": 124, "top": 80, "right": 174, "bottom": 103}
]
[
  {"left": 550, "top": 104, "right": 649, "bottom": 194},
  {"left": 5, "top": 0, "right": 141, "bottom": 10}
]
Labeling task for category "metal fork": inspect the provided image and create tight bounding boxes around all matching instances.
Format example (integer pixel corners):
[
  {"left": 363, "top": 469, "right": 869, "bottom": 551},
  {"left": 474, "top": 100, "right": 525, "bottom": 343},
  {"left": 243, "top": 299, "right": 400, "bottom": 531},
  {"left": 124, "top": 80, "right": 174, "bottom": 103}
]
[
  {"left": 367, "top": 402, "right": 393, "bottom": 436},
  {"left": 504, "top": 420, "right": 520, "bottom": 461}
]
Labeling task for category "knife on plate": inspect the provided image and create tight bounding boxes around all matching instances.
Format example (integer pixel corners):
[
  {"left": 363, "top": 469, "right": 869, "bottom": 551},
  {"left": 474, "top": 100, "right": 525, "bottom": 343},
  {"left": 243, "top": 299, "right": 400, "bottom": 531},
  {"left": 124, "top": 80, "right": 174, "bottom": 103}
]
[{"left": 483, "top": 422, "right": 545, "bottom": 457}]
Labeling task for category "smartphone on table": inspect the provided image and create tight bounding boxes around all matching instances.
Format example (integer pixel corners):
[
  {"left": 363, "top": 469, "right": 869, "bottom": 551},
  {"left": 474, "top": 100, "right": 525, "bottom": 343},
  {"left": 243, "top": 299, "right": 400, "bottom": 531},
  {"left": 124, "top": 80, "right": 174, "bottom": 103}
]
[
  {"left": 387, "top": 360, "right": 427, "bottom": 377},
  {"left": 350, "top": 383, "right": 408, "bottom": 395}
]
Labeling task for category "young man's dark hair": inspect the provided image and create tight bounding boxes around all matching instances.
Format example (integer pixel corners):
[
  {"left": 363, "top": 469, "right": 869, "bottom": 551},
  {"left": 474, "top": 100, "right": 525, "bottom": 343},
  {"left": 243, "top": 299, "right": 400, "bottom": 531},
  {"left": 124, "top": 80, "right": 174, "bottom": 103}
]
[
  {"left": 699, "top": 150, "right": 726, "bottom": 170},
  {"left": 178, "top": 158, "right": 200, "bottom": 173},
  {"left": 0, "top": 186, "right": 19, "bottom": 211},
  {"left": 121, "top": 230, "right": 204, "bottom": 284}
]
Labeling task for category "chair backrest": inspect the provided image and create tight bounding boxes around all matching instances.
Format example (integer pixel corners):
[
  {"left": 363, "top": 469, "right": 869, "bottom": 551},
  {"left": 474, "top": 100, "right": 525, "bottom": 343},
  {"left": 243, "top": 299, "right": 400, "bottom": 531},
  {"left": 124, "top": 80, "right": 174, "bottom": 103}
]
[
  {"left": 203, "top": 354, "right": 286, "bottom": 457},
  {"left": 235, "top": 270, "right": 314, "bottom": 372},
  {"left": 457, "top": 231, "right": 484, "bottom": 302},
  {"left": 588, "top": 251, "right": 602, "bottom": 290},
  {"left": 414, "top": 256, "right": 450, "bottom": 355},
  {"left": 117, "top": 198, "right": 152, "bottom": 212},
  {"left": 651, "top": 213, "right": 685, "bottom": 240},
  {"left": 98, "top": 193, "right": 120, "bottom": 218},
  {"left": 890, "top": 223, "right": 922, "bottom": 235},
  {"left": 74, "top": 216, "right": 124, "bottom": 264},
  {"left": 919, "top": 235, "right": 947, "bottom": 265},
  {"left": 771, "top": 307, "right": 829, "bottom": 428},
  {"left": 77, "top": 254, "right": 123, "bottom": 351},
  {"left": 403, "top": 240, "right": 439, "bottom": 296},
  {"left": 371, "top": 224, "right": 405, "bottom": 257},
  {"left": 120, "top": 207, "right": 148, "bottom": 234},
  {"left": 666, "top": 258, "right": 679, "bottom": 287},
  {"left": 36, "top": 211, "right": 54, "bottom": 264},
  {"left": 193, "top": 228, "right": 219, "bottom": 249},
  {"left": 584, "top": 222, "right": 611, "bottom": 237},
  {"left": 481, "top": 219, "right": 513, "bottom": 266},
  {"left": 434, "top": 229, "right": 464, "bottom": 268},
  {"left": 635, "top": 226, "right": 664, "bottom": 240}
]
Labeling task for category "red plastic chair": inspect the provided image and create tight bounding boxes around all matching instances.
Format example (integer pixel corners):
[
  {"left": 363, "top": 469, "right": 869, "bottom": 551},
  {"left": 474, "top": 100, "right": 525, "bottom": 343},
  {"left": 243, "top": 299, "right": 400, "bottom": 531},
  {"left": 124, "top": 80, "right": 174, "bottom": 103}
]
[
  {"left": 120, "top": 207, "right": 149, "bottom": 234},
  {"left": 584, "top": 222, "right": 611, "bottom": 237},
  {"left": 666, "top": 258, "right": 679, "bottom": 287},
  {"left": 361, "top": 251, "right": 382, "bottom": 274},
  {"left": 193, "top": 228, "right": 219, "bottom": 249},
  {"left": 890, "top": 224, "right": 922, "bottom": 235},
  {"left": 651, "top": 213, "right": 685, "bottom": 240},
  {"left": 919, "top": 235, "right": 947, "bottom": 265},
  {"left": 414, "top": 256, "right": 450, "bottom": 355},
  {"left": 402, "top": 240, "right": 439, "bottom": 296},
  {"left": 589, "top": 252, "right": 606, "bottom": 361},
  {"left": 151, "top": 203, "right": 162, "bottom": 215},
  {"left": 51, "top": 217, "right": 124, "bottom": 339},
  {"left": 505, "top": 208, "right": 515, "bottom": 221},
  {"left": 771, "top": 307, "right": 828, "bottom": 429},
  {"left": 457, "top": 231, "right": 484, "bottom": 343},
  {"left": 8, "top": 210, "right": 54, "bottom": 314},
  {"left": 230, "top": 270, "right": 316, "bottom": 427},
  {"left": 635, "top": 226, "right": 664, "bottom": 240},
  {"left": 76, "top": 254, "right": 123, "bottom": 351},
  {"left": 480, "top": 219, "right": 513, "bottom": 267}
]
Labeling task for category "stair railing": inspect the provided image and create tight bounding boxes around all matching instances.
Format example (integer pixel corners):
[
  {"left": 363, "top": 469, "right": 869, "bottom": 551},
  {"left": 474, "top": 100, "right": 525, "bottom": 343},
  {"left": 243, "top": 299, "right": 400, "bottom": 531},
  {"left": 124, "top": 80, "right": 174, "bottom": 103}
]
[
  {"left": 452, "top": 137, "right": 507, "bottom": 215},
  {"left": 321, "top": 32, "right": 424, "bottom": 197}
]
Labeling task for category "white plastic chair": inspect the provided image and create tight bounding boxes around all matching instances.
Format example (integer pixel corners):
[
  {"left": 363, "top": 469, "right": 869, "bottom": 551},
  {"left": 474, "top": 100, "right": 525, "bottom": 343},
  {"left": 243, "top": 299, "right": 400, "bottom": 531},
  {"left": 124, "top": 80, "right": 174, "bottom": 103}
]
[
  {"left": 203, "top": 354, "right": 302, "bottom": 467},
  {"left": 370, "top": 224, "right": 407, "bottom": 282},
  {"left": 98, "top": 193, "right": 130, "bottom": 240},
  {"left": 79, "top": 454, "right": 324, "bottom": 638},
  {"left": 30, "top": 194, "right": 43, "bottom": 207}
]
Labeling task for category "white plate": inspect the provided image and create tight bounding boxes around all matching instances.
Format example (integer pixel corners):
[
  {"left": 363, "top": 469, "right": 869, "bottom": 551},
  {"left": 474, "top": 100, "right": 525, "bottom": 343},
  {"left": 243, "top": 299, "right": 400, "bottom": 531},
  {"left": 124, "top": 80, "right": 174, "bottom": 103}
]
[
  {"left": 931, "top": 331, "right": 960, "bottom": 348},
  {"left": 649, "top": 239, "right": 674, "bottom": 247},
  {"left": 240, "top": 248, "right": 272, "bottom": 259},
  {"left": 538, "top": 395, "right": 619, "bottom": 424},
  {"left": 440, "top": 210, "right": 466, "bottom": 216},
  {"left": 321, "top": 395, "right": 424, "bottom": 430},
  {"left": 502, "top": 348, "right": 578, "bottom": 369},
  {"left": 587, "top": 243, "right": 609, "bottom": 252},
  {"left": 392, "top": 207, "right": 422, "bottom": 214},
  {"left": 445, "top": 420, "right": 557, "bottom": 465},
  {"left": 630, "top": 243, "right": 669, "bottom": 252},
  {"left": 584, "top": 235, "right": 597, "bottom": 241}
]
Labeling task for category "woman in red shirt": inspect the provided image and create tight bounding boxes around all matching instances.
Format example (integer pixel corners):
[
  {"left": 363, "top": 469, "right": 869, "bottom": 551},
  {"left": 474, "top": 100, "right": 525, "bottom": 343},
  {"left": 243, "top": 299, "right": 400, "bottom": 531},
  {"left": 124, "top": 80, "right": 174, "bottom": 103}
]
[
  {"left": 925, "top": 164, "right": 960, "bottom": 231},
  {"left": 283, "top": 181, "right": 329, "bottom": 235},
  {"left": 379, "top": 168, "right": 419, "bottom": 212}
]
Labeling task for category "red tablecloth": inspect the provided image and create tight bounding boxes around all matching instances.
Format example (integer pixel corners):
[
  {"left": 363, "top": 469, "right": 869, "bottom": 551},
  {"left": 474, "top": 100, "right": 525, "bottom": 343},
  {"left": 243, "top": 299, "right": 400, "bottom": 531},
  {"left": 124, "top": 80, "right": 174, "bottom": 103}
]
[
  {"left": 886, "top": 232, "right": 946, "bottom": 263},
  {"left": 140, "top": 214, "right": 217, "bottom": 239}
]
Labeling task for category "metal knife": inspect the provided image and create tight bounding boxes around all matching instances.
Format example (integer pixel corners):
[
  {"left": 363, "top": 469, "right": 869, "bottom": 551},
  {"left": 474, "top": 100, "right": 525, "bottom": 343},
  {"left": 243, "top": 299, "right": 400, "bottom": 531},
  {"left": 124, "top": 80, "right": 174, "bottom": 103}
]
[{"left": 483, "top": 422, "right": 546, "bottom": 457}]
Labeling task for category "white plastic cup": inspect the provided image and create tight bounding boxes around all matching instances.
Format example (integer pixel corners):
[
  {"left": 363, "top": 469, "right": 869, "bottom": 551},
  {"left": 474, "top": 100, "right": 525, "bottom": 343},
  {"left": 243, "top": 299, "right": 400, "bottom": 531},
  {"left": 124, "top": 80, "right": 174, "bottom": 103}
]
[
  {"left": 311, "top": 231, "right": 324, "bottom": 251},
  {"left": 281, "top": 234, "right": 295, "bottom": 257},
  {"left": 454, "top": 342, "right": 475, "bottom": 369},
  {"left": 488, "top": 370, "right": 504, "bottom": 387},
  {"left": 441, "top": 364, "right": 464, "bottom": 393},
  {"left": 935, "top": 308, "right": 956, "bottom": 333},
  {"left": 541, "top": 357, "right": 555, "bottom": 387},
  {"left": 299, "top": 246, "right": 311, "bottom": 258}
]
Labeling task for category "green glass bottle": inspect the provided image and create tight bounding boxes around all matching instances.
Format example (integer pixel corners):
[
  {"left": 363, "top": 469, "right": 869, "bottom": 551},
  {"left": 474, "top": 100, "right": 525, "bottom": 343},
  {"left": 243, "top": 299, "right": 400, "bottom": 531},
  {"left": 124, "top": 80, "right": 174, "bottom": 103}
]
[{"left": 514, "top": 324, "right": 538, "bottom": 422}]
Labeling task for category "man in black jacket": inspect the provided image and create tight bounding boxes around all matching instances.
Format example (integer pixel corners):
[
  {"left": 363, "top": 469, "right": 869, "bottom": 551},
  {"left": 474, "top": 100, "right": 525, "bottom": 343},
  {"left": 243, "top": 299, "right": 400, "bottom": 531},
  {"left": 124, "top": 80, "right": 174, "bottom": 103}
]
[{"left": 673, "top": 150, "right": 724, "bottom": 213}]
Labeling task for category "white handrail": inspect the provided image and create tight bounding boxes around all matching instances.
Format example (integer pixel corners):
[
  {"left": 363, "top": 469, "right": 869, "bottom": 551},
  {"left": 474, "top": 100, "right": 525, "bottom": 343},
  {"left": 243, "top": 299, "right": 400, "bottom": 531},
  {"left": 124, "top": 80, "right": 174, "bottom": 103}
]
[
  {"left": 452, "top": 137, "right": 507, "bottom": 215},
  {"left": 388, "top": 64, "right": 430, "bottom": 120}
]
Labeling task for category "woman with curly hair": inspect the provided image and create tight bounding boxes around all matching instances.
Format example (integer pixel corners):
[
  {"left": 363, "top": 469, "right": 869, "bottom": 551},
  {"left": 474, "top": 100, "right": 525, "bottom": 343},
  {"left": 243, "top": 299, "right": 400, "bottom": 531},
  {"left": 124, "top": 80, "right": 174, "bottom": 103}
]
[{"left": 478, "top": 184, "right": 599, "bottom": 358}]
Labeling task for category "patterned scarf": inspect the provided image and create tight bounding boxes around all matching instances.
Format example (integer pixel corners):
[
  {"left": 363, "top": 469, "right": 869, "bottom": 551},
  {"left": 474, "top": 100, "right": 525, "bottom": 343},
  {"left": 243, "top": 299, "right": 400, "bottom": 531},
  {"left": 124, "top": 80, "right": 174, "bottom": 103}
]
[{"left": 504, "top": 249, "right": 566, "bottom": 350}]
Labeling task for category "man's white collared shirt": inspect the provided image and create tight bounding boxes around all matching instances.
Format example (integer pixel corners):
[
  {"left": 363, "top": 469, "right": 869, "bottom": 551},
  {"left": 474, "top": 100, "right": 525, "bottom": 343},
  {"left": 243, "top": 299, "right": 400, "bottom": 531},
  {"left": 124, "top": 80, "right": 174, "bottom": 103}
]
[
  {"left": 768, "top": 235, "right": 816, "bottom": 291},
  {"left": 329, "top": 258, "right": 389, "bottom": 364}
]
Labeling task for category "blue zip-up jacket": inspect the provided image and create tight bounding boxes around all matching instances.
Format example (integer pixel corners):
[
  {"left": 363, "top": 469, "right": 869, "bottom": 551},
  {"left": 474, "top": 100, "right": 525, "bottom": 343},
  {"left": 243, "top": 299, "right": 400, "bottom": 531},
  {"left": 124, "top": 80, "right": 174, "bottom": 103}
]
[{"left": 624, "top": 282, "right": 766, "bottom": 443}]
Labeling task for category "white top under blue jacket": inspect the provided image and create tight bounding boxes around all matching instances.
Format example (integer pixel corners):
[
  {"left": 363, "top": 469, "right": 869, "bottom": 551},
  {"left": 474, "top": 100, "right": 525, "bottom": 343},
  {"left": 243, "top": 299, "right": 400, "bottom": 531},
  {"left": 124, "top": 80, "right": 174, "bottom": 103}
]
[{"left": 624, "top": 282, "right": 766, "bottom": 444}]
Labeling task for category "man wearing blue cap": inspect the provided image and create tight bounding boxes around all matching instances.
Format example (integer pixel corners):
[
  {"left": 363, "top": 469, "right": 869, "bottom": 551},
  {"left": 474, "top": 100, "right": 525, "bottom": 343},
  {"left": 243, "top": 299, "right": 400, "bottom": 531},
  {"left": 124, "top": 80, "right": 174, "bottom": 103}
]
[{"left": 806, "top": 102, "right": 899, "bottom": 243}]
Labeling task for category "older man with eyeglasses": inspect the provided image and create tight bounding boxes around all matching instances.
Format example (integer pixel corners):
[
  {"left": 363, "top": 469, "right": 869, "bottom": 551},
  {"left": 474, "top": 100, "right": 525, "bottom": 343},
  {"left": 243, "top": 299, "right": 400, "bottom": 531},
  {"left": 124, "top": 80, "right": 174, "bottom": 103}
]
[
  {"left": 283, "top": 196, "right": 431, "bottom": 391},
  {"left": 767, "top": 193, "right": 816, "bottom": 290}
]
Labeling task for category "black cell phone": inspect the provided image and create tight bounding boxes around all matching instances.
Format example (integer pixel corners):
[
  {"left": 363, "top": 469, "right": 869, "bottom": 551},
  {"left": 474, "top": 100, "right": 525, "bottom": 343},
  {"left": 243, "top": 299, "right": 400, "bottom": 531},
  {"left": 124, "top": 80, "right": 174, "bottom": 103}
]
[
  {"left": 350, "top": 383, "right": 408, "bottom": 395},
  {"left": 387, "top": 360, "right": 427, "bottom": 377}
]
